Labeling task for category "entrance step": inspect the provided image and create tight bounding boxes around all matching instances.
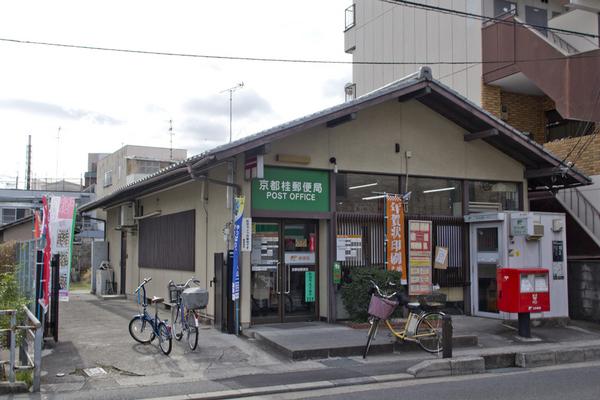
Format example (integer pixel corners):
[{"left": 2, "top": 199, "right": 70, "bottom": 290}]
[{"left": 246, "top": 322, "right": 477, "bottom": 360}]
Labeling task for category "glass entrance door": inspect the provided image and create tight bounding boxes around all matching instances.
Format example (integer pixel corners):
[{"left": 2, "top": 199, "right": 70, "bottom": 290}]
[
  {"left": 474, "top": 226, "right": 500, "bottom": 315},
  {"left": 251, "top": 220, "right": 318, "bottom": 323},
  {"left": 282, "top": 222, "right": 317, "bottom": 320}
]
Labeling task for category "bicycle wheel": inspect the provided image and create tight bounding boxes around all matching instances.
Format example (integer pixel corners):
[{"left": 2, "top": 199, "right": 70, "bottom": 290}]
[
  {"left": 173, "top": 305, "right": 183, "bottom": 341},
  {"left": 157, "top": 322, "right": 172, "bottom": 355},
  {"left": 129, "top": 316, "right": 154, "bottom": 344},
  {"left": 363, "top": 317, "right": 380, "bottom": 359},
  {"left": 186, "top": 311, "right": 199, "bottom": 351},
  {"left": 416, "top": 312, "right": 444, "bottom": 353}
]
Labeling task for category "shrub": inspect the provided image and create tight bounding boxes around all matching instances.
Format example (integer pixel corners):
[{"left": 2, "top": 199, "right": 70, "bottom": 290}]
[
  {"left": 0, "top": 271, "right": 28, "bottom": 343},
  {"left": 0, "top": 241, "right": 17, "bottom": 273},
  {"left": 340, "top": 266, "right": 405, "bottom": 322}
]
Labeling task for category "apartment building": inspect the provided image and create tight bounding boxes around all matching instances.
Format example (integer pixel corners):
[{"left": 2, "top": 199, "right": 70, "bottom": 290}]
[
  {"left": 344, "top": 0, "right": 600, "bottom": 321},
  {"left": 96, "top": 145, "right": 187, "bottom": 200}
]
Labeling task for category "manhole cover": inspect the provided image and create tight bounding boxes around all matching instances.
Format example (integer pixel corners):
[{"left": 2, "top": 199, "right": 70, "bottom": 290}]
[{"left": 83, "top": 367, "right": 107, "bottom": 377}]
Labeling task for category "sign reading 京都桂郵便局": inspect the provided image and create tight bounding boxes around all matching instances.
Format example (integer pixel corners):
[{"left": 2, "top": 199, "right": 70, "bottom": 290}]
[{"left": 252, "top": 167, "right": 329, "bottom": 212}]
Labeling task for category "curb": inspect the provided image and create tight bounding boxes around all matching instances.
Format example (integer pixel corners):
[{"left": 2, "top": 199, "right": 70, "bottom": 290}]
[
  {"left": 407, "top": 344, "right": 600, "bottom": 377},
  {"left": 251, "top": 331, "right": 478, "bottom": 361},
  {"left": 147, "top": 373, "right": 413, "bottom": 400}
]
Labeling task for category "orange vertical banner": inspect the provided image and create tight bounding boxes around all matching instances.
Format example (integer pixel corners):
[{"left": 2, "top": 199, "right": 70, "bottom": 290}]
[{"left": 385, "top": 195, "right": 407, "bottom": 284}]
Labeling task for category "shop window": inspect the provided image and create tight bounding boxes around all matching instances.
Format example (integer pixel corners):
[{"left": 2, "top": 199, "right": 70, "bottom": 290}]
[
  {"left": 406, "top": 177, "right": 463, "bottom": 216},
  {"left": 546, "top": 109, "right": 595, "bottom": 142},
  {"left": 336, "top": 173, "right": 399, "bottom": 214},
  {"left": 138, "top": 210, "right": 195, "bottom": 271},
  {"left": 468, "top": 181, "right": 519, "bottom": 211}
]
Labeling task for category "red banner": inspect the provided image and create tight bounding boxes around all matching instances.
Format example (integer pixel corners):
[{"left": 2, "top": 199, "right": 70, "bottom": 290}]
[{"left": 385, "top": 195, "right": 406, "bottom": 284}]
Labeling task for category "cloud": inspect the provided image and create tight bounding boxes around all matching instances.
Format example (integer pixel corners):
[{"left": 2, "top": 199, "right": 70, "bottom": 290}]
[
  {"left": 180, "top": 118, "right": 229, "bottom": 143},
  {"left": 321, "top": 76, "right": 352, "bottom": 99},
  {"left": 183, "top": 89, "right": 272, "bottom": 119},
  {"left": 0, "top": 99, "right": 122, "bottom": 125}
]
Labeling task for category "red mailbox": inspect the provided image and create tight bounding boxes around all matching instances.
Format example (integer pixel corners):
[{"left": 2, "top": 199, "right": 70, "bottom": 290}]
[{"left": 497, "top": 268, "right": 550, "bottom": 313}]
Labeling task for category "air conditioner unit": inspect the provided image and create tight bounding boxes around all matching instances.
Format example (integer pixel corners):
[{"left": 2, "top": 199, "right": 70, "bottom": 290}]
[
  {"left": 527, "top": 223, "right": 544, "bottom": 241},
  {"left": 120, "top": 204, "right": 135, "bottom": 226}
]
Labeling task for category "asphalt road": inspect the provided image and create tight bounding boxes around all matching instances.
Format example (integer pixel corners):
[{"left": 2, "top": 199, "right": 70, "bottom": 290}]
[{"left": 251, "top": 362, "right": 600, "bottom": 400}]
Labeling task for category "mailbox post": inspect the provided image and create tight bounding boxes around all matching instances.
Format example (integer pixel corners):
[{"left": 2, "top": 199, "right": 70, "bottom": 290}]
[{"left": 497, "top": 268, "right": 550, "bottom": 338}]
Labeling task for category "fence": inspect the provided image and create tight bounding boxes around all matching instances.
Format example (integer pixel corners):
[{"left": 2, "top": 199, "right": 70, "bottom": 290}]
[
  {"left": 15, "top": 240, "right": 42, "bottom": 311},
  {"left": 336, "top": 213, "right": 469, "bottom": 287},
  {"left": 0, "top": 306, "right": 43, "bottom": 392}
]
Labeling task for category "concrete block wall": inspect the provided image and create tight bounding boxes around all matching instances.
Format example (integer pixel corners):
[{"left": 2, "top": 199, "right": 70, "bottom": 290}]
[
  {"left": 568, "top": 261, "right": 600, "bottom": 322},
  {"left": 544, "top": 130, "right": 600, "bottom": 176}
]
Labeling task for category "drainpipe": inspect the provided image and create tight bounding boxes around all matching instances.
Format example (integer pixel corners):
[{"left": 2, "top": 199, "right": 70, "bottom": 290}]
[{"left": 187, "top": 158, "right": 242, "bottom": 330}]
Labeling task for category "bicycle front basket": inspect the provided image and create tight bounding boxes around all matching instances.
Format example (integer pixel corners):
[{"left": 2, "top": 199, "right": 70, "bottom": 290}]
[
  {"left": 182, "top": 287, "right": 209, "bottom": 310},
  {"left": 367, "top": 294, "right": 398, "bottom": 319}
]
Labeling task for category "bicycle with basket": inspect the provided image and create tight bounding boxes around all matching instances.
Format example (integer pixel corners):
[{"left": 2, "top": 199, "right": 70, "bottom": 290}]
[
  {"left": 168, "top": 277, "right": 209, "bottom": 351},
  {"left": 363, "top": 280, "right": 446, "bottom": 358}
]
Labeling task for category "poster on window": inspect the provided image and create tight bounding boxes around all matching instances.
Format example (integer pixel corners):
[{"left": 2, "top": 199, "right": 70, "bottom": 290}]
[
  {"left": 49, "top": 196, "right": 77, "bottom": 302},
  {"left": 408, "top": 220, "right": 433, "bottom": 296},
  {"left": 385, "top": 195, "right": 407, "bottom": 284}
]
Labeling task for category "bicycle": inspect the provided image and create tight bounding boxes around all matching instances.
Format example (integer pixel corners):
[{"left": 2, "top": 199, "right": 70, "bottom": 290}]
[
  {"left": 168, "top": 277, "right": 203, "bottom": 351},
  {"left": 128, "top": 277, "right": 172, "bottom": 355},
  {"left": 363, "top": 280, "right": 445, "bottom": 358}
]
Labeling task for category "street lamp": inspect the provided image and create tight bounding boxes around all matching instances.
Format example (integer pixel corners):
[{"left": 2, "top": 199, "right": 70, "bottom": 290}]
[{"left": 221, "top": 82, "right": 244, "bottom": 143}]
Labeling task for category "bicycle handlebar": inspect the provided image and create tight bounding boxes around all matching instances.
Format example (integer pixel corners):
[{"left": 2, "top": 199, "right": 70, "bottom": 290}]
[
  {"left": 135, "top": 277, "right": 152, "bottom": 293},
  {"left": 369, "top": 280, "right": 398, "bottom": 300}
]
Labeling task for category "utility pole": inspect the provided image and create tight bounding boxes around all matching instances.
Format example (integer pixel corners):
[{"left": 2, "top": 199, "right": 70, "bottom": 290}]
[
  {"left": 221, "top": 82, "right": 244, "bottom": 143},
  {"left": 26, "top": 135, "right": 32, "bottom": 190},
  {"left": 169, "top": 120, "right": 174, "bottom": 161},
  {"left": 55, "top": 127, "right": 61, "bottom": 183}
]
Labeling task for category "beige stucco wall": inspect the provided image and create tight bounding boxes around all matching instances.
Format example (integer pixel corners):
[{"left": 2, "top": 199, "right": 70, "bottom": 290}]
[
  {"left": 103, "top": 164, "right": 232, "bottom": 321},
  {"left": 1, "top": 221, "right": 33, "bottom": 242},
  {"left": 264, "top": 99, "right": 526, "bottom": 185}
]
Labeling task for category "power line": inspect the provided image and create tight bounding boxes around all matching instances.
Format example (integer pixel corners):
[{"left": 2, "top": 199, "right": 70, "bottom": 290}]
[
  {"left": 379, "top": 0, "right": 599, "bottom": 39},
  {"left": 1, "top": 36, "right": 600, "bottom": 66}
]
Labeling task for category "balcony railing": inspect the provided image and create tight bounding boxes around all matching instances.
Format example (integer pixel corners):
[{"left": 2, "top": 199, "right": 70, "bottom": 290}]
[{"left": 345, "top": 4, "right": 355, "bottom": 31}]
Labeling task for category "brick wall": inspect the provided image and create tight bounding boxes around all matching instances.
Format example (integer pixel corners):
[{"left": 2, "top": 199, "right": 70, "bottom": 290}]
[
  {"left": 544, "top": 129, "right": 600, "bottom": 176},
  {"left": 500, "top": 92, "right": 554, "bottom": 144},
  {"left": 481, "top": 84, "right": 501, "bottom": 118},
  {"left": 481, "top": 84, "right": 554, "bottom": 144}
]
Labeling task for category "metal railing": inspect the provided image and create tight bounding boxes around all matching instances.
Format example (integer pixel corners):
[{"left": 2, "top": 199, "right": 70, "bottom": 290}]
[
  {"left": 0, "top": 306, "right": 43, "bottom": 392},
  {"left": 556, "top": 187, "right": 600, "bottom": 247},
  {"left": 548, "top": 30, "right": 579, "bottom": 55}
]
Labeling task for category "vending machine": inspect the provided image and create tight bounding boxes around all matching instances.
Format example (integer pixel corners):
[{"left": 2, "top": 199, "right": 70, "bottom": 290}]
[{"left": 465, "top": 211, "right": 568, "bottom": 320}]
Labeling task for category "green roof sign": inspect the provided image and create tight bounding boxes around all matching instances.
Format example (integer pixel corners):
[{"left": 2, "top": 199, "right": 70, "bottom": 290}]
[{"left": 252, "top": 167, "right": 330, "bottom": 213}]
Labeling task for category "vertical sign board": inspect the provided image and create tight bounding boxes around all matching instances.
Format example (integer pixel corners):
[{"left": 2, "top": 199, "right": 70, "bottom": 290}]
[
  {"left": 408, "top": 220, "right": 433, "bottom": 296},
  {"left": 385, "top": 195, "right": 407, "bottom": 284},
  {"left": 49, "top": 196, "right": 76, "bottom": 302},
  {"left": 305, "top": 271, "right": 315, "bottom": 302},
  {"left": 41, "top": 196, "right": 51, "bottom": 309},
  {"left": 232, "top": 196, "right": 245, "bottom": 301},
  {"left": 241, "top": 217, "right": 252, "bottom": 252}
]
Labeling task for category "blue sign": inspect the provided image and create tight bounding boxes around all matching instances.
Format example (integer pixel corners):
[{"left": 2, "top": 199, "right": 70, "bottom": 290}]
[{"left": 232, "top": 196, "right": 245, "bottom": 301}]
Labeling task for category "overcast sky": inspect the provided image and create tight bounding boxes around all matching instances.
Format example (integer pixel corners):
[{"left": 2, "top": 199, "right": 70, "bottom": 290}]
[{"left": 0, "top": 0, "right": 352, "bottom": 188}]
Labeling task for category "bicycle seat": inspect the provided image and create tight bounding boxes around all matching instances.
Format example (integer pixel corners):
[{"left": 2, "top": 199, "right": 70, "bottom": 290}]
[
  {"left": 150, "top": 296, "right": 164, "bottom": 304},
  {"left": 407, "top": 302, "right": 421, "bottom": 312}
]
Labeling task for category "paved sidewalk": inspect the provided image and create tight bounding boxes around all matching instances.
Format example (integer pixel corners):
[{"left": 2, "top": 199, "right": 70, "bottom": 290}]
[{"left": 17, "top": 292, "right": 600, "bottom": 399}]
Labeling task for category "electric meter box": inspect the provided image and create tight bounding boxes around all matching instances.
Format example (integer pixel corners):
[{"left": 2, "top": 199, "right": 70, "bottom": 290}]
[{"left": 497, "top": 268, "right": 550, "bottom": 313}]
